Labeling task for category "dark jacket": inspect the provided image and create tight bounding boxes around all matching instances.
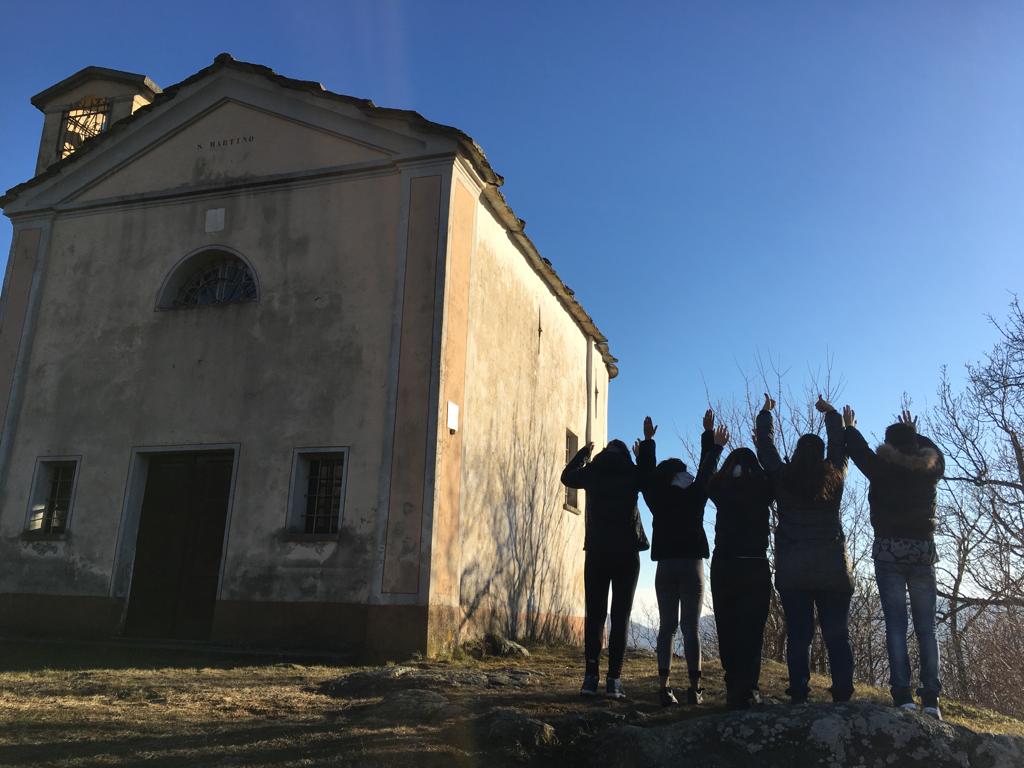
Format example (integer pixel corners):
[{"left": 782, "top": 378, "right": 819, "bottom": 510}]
[
  {"left": 561, "top": 443, "right": 649, "bottom": 554},
  {"left": 709, "top": 457, "right": 774, "bottom": 559},
  {"left": 845, "top": 427, "right": 944, "bottom": 541},
  {"left": 637, "top": 429, "right": 723, "bottom": 560},
  {"left": 756, "top": 408, "right": 854, "bottom": 593}
]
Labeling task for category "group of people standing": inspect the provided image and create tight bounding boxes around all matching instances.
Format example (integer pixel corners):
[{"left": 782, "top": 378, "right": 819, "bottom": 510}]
[{"left": 561, "top": 395, "right": 945, "bottom": 719}]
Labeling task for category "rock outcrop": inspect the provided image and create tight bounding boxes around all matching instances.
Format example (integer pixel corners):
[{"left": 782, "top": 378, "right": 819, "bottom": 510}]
[{"left": 589, "top": 702, "right": 1024, "bottom": 768}]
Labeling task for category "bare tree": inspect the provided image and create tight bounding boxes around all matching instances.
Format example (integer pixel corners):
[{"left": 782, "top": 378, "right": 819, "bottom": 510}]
[{"left": 926, "top": 297, "right": 1024, "bottom": 716}]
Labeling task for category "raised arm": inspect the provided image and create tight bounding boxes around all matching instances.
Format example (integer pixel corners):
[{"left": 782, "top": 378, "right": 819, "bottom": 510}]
[
  {"left": 694, "top": 409, "right": 727, "bottom": 488},
  {"left": 755, "top": 393, "right": 784, "bottom": 473},
  {"left": 842, "top": 405, "right": 880, "bottom": 480},
  {"left": 816, "top": 395, "right": 847, "bottom": 471},
  {"left": 561, "top": 442, "right": 594, "bottom": 489},
  {"left": 636, "top": 416, "right": 658, "bottom": 488}
]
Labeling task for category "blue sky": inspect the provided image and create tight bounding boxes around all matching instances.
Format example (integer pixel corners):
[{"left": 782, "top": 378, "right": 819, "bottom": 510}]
[{"left": 2, "top": 2, "right": 1021, "bottom": 607}]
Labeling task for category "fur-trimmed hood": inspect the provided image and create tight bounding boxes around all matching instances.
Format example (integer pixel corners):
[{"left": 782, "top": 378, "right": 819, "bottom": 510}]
[{"left": 876, "top": 443, "right": 943, "bottom": 474}]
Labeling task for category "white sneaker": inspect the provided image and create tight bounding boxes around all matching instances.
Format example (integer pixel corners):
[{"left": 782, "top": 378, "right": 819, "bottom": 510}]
[
  {"left": 605, "top": 677, "right": 627, "bottom": 700},
  {"left": 923, "top": 706, "right": 943, "bottom": 720},
  {"left": 899, "top": 702, "right": 919, "bottom": 712}
]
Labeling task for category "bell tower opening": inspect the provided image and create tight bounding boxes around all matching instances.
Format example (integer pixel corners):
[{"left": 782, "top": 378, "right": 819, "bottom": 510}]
[{"left": 30, "top": 65, "right": 161, "bottom": 174}]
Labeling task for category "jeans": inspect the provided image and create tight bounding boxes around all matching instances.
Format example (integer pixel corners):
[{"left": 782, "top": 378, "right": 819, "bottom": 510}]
[
  {"left": 874, "top": 559, "right": 941, "bottom": 699},
  {"left": 584, "top": 551, "right": 641, "bottom": 679},
  {"left": 711, "top": 556, "right": 771, "bottom": 703},
  {"left": 654, "top": 557, "right": 704, "bottom": 680},
  {"left": 778, "top": 588, "right": 854, "bottom": 700}
]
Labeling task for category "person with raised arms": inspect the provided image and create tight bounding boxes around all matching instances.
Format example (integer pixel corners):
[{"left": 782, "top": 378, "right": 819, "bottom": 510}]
[
  {"left": 635, "top": 410, "right": 728, "bottom": 706},
  {"left": 756, "top": 393, "right": 855, "bottom": 704},
  {"left": 708, "top": 438, "right": 775, "bottom": 710},
  {"left": 844, "top": 405, "right": 945, "bottom": 719},
  {"left": 561, "top": 436, "right": 649, "bottom": 700}
]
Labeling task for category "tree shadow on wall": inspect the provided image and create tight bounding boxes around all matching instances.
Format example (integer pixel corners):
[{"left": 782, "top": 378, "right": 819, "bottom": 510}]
[{"left": 458, "top": 408, "right": 580, "bottom": 645}]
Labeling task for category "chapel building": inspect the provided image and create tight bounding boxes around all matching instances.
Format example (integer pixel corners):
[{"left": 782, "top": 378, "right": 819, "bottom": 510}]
[{"left": 0, "top": 55, "right": 616, "bottom": 658}]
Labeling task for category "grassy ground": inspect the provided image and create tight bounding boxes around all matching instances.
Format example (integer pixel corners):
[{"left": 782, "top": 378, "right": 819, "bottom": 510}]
[{"left": 0, "top": 638, "right": 1020, "bottom": 767}]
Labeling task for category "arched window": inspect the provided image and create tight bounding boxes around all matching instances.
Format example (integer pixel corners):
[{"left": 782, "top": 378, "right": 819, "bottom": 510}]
[{"left": 158, "top": 249, "right": 258, "bottom": 309}]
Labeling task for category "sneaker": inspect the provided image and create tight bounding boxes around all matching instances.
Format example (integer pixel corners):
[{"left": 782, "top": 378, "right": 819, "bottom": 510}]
[
  {"left": 658, "top": 686, "right": 679, "bottom": 707},
  {"left": 606, "top": 677, "right": 627, "bottom": 700},
  {"left": 750, "top": 687, "right": 763, "bottom": 705},
  {"left": 899, "top": 702, "right": 920, "bottom": 712},
  {"left": 579, "top": 674, "right": 599, "bottom": 697},
  {"left": 921, "top": 691, "right": 942, "bottom": 720},
  {"left": 686, "top": 686, "right": 704, "bottom": 705}
]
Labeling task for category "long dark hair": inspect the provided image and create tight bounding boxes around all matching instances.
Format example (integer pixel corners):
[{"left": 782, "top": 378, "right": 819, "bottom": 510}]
[
  {"left": 780, "top": 433, "right": 844, "bottom": 502},
  {"left": 708, "top": 447, "right": 771, "bottom": 499}
]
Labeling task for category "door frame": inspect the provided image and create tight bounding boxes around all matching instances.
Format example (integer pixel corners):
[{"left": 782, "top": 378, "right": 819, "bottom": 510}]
[{"left": 109, "top": 443, "right": 240, "bottom": 635}]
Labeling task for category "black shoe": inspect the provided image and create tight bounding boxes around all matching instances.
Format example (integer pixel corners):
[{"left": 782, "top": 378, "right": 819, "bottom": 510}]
[
  {"left": 726, "top": 691, "right": 752, "bottom": 711},
  {"left": 658, "top": 687, "right": 679, "bottom": 707},
  {"left": 579, "top": 674, "right": 599, "bottom": 697},
  {"left": 686, "top": 686, "right": 704, "bottom": 705},
  {"left": 786, "top": 688, "right": 808, "bottom": 705},
  {"left": 892, "top": 687, "right": 915, "bottom": 708},
  {"left": 831, "top": 686, "right": 854, "bottom": 703}
]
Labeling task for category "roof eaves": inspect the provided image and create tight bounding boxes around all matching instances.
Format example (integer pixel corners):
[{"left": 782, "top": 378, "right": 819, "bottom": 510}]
[{"left": 31, "top": 66, "right": 161, "bottom": 110}]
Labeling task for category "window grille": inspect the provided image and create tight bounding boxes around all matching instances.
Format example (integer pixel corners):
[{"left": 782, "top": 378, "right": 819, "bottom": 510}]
[
  {"left": 565, "top": 430, "right": 579, "bottom": 510},
  {"left": 58, "top": 98, "right": 111, "bottom": 160},
  {"left": 172, "top": 257, "right": 257, "bottom": 308},
  {"left": 303, "top": 455, "right": 345, "bottom": 534},
  {"left": 27, "top": 461, "right": 77, "bottom": 534}
]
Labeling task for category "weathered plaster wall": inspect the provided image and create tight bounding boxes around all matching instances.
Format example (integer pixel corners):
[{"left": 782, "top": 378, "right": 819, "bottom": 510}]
[
  {"left": 0, "top": 228, "right": 42, "bottom": 434},
  {"left": 446, "top": 163, "right": 610, "bottom": 645},
  {"left": 0, "top": 173, "right": 402, "bottom": 609}
]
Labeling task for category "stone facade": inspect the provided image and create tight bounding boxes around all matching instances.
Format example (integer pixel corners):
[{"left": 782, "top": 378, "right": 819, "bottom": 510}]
[{"left": 0, "top": 55, "right": 615, "bottom": 659}]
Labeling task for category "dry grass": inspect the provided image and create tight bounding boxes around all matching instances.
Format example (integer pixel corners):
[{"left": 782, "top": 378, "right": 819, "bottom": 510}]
[{"left": 0, "top": 639, "right": 1019, "bottom": 767}]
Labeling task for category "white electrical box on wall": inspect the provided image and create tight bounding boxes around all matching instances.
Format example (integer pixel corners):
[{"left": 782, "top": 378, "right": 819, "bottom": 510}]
[{"left": 447, "top": 401, "right": 460, "bottom": 434}]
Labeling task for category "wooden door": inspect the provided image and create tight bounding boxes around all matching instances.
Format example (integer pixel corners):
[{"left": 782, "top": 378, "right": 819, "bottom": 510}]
[{"left": 124, "top": 451, "right": 233, "bottom": 640}]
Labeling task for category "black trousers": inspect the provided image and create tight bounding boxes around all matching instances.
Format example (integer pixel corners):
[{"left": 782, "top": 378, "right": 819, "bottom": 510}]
[
  {"left": 584, "top": 551, "right": 641, "bottom": 679},
  {"left": 710, "top": 555, "right": 771, "bottom": 703}
]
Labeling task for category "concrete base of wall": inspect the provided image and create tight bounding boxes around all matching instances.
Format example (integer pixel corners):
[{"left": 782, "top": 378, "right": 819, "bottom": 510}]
[
  {"left": 0, "top": 593, "right": 432, "bottom": 661},
  {"left": 0, "top": 593, "right": 584, "bottom": 660},
  {"left": 0, "top": 593, "right": 123, "bottom": 637}
]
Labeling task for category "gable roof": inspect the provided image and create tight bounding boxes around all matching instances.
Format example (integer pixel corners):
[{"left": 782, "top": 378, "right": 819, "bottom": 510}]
[
  {"left": 31, "top": 66, "right": 162, "bottom": 110},
  {"left": 3, "top": 54, "right": 617, "bottom": 377}
]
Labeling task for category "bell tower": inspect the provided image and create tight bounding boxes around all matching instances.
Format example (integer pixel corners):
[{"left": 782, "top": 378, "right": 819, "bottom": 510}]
[{"left": 30, "top": 66, "right": 161, "bottom": 176}]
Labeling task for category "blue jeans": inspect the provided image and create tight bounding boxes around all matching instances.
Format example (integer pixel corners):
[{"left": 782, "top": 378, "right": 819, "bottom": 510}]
[
  {"left": 778, "top": 589, "right": 854, "bottom": 700},
  {"left": 874, "top": 559, "right": 941, "bottom": 699}
]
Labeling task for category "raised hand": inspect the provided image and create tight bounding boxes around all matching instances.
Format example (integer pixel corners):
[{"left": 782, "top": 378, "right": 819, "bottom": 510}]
[
  {"left": 703, "top": 409, "right": 715, "bottom": 431},
  {"left": 763, "top": 393, "right": 776, "bottom": 412},
  {"left": 632, "top": 439, "right": 640, "bottom": 459},
  {"left": 843, "top": 405, "right": 856, "bottom": 427},
  {"left": 898, "top": 409, "right": 918, "bottom": 427},
  {"left": 714, "top": 424, "right": 730, "bottom": 447},
  {"left": 643, "top": 416, "right": 658, "bottom": 440}
]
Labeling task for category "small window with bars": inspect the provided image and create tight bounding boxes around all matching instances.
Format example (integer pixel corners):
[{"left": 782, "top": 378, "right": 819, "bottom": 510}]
[
  {"left": 26, "top": 459, "right": 79, "bottom": 535},
  {"left": 565, "top": 430, "right": 580, "bottom": 512},
  {"left": 58, "top": 97, "right": 111, "bottom": 160},
  {"left": 289, "top": 449, "right": 348, "bottom": 536}
]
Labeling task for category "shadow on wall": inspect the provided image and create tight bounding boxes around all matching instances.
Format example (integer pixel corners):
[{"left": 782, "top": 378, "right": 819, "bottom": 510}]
[{"left": 458, "top": 408, "right": 580, "bottom": 645}]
